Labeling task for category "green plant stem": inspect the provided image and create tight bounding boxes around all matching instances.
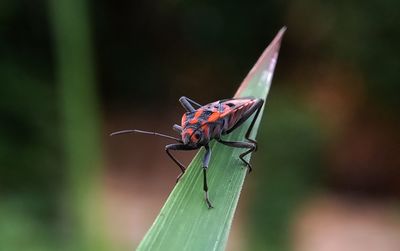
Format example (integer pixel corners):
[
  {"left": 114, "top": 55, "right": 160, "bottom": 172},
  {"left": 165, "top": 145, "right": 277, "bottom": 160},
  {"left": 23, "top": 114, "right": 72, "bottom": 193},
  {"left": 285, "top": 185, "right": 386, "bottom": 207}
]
[{"left": 48, "top": 0, "right": 108, "bottom": 250}]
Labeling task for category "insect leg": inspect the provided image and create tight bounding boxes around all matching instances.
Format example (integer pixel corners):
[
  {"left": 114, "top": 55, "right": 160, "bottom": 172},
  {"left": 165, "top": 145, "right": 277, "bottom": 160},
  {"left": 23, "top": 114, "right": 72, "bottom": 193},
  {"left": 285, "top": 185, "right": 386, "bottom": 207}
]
[
  {"left": 165, "top": 143, "right": 198, "bottom": 182},
  {"left": 243, "top": 99, "right": 264, "bottom": 151},
  {"left": 173, "top": 124, "right": 182, "bottom": 133},
  {"left": 202, "top": 145, "right": 213, "bottom": 208},
  {"left": 179, "top": 96, "right": 203, "bottom": 112},
  {"left": 225, "top": 99, "right": 264, "bottom": 151},
  {"left": 217, "top": 139, "right": 256, "bottom": 173}
]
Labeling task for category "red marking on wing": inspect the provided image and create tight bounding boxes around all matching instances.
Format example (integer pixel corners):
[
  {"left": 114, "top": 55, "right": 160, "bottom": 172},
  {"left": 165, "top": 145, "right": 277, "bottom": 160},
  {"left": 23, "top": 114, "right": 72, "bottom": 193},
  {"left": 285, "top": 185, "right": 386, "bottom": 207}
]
[
  {"left": 181, "top": 113, "right": 187, "bottom": 126},
  {"left": 191, "top": 109, "right": 203, "bottom": 124},
  {"left": 207, "top": 112, "right": 220, "bottom": 122}
]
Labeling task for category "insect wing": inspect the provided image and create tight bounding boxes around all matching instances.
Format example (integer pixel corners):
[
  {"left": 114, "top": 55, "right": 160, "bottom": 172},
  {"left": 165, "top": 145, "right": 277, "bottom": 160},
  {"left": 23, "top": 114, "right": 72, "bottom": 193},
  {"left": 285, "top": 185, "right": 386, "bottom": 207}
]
[{"left": 218, "top": 98, "right": 256, "bottom": 130}]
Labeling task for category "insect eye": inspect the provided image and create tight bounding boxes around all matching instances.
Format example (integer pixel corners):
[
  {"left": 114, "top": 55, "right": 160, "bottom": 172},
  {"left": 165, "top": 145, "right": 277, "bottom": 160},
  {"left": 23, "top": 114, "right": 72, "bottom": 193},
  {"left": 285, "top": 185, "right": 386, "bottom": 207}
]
[{"left": 193, "top": 132, "right": 202, "bottom": 141}]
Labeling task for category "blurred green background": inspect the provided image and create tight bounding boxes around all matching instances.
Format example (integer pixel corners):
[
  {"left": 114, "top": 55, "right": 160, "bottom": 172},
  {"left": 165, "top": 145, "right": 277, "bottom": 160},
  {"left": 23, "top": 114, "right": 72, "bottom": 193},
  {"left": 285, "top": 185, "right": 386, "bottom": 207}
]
[{"left": 1, "top": 0, "right": 399, "bottom": 250}]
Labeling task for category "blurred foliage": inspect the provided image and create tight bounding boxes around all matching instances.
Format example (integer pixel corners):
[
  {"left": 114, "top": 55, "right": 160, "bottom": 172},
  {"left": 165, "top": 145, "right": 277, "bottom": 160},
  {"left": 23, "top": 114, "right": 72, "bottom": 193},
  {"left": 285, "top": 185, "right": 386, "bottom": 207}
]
[
  {"left": 0, "top": 197, "right": 59, "bottom": 251},
  {"left": 48, "top": 0, "right": 108, "bottom": 250},
  {"left": 0, "top": 0, "right": 399, "bottom": 250},
  {"left": 0, "top": 1, "right": 61, "bottom": 249}
]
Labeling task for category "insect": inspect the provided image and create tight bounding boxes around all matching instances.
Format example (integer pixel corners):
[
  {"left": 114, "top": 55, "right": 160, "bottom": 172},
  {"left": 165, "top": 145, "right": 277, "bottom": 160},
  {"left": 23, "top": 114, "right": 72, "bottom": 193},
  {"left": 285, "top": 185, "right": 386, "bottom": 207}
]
[{"left": 111, "top": 96, "right": 264, "bottom": 208}]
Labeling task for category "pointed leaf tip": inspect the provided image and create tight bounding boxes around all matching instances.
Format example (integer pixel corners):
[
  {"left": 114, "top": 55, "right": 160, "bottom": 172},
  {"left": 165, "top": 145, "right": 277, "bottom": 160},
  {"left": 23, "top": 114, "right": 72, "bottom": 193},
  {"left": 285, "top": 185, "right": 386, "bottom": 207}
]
[
  {"left": 276, "top": 26, "right": 287, "bottom": 41},
  {"left": 235, "top": 27, "right": 286, "bottom": 98}
]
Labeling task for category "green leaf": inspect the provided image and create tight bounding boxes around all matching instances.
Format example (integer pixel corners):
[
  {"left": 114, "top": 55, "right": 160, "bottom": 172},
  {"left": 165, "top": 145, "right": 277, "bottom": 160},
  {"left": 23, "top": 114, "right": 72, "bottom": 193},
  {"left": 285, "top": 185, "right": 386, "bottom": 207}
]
[{"left": 137, "top": 27, "right": 286, "bottom": 251}]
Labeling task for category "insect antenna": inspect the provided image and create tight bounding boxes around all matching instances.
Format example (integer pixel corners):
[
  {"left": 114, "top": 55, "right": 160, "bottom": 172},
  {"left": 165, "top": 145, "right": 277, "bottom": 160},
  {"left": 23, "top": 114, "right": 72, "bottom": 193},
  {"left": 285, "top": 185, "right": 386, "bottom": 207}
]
[{"left": 110, "top": 129, "right": 182, "bottom": 142}]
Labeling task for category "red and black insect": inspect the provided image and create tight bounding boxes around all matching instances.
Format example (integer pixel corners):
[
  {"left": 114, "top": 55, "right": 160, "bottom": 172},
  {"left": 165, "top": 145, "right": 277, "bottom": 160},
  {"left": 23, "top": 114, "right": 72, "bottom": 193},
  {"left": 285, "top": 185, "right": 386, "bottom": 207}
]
[{"left": 111, "top": 96, "right": 264, "bottom": 208}]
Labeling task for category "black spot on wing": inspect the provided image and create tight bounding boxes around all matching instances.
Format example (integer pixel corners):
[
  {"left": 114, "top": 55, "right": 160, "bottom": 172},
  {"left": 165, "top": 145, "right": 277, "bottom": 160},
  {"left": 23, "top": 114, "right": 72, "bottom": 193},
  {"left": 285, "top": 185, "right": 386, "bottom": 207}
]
[
  {"left": 187, "top": 123, "right": 201, "bottom": 129},
  {"left": 199, "top": 110, "right": 213, "bottom": 121}
]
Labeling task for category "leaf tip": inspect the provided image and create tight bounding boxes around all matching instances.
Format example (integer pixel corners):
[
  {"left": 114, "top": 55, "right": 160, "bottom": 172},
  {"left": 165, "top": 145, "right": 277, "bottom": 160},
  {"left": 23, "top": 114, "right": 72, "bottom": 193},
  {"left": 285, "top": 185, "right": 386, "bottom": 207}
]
[{"left": 270, "top": 26, "right": 287, "bottom": 48}]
